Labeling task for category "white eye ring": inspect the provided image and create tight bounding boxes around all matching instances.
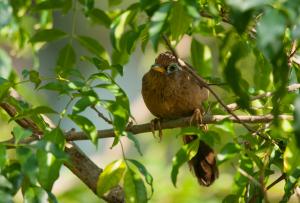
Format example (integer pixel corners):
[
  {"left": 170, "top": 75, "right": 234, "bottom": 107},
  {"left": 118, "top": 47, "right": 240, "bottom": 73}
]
[{"left": 167, "top": 63, "right": 180, "bottom": 73}]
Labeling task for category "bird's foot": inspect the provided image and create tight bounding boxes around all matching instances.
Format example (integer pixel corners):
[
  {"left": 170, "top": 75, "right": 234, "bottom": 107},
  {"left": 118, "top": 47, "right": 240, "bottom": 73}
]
[
  {"left": 189, "top": 108, "right": 208, "bottom": 131},
  {"left": 150, "top": 118, "right": 163, "bottom": 142}
]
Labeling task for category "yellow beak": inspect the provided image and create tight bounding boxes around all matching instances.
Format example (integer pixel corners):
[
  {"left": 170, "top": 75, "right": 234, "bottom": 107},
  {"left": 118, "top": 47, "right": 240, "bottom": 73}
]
[{"left": 151, "top": 65, "right": 165, "bottom": 73}]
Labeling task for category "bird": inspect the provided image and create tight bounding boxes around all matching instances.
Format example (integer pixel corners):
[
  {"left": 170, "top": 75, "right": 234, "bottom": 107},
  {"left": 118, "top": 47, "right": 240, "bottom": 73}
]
[{"left": 141, "top": 51, "right": 218, "bottom": 186}]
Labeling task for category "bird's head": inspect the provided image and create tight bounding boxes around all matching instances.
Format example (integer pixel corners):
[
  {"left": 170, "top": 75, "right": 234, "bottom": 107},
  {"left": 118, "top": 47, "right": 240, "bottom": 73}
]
[{"left": 151, "top": 52, "right": 182, "bottom": 75}]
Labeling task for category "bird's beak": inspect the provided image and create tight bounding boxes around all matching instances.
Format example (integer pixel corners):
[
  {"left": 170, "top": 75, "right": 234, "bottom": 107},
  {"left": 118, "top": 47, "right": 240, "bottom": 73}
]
[{"left": 151, "top": 65, "right": 165, "bottom": 73}]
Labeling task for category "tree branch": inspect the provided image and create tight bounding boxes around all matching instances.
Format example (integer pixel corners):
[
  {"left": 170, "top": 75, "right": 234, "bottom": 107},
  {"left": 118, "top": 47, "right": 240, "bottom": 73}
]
[
  {"left": 65, "top": 114, "right": 292, "bottom": 141},
  {"left": 0, "top": 92, "right": 124, "bottom": 203}
]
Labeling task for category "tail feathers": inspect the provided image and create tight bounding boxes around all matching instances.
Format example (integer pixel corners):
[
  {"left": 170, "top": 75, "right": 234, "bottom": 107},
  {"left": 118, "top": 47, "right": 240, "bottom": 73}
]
[{"left": 183, "top": 135, "right": 219, "bottom": 186}]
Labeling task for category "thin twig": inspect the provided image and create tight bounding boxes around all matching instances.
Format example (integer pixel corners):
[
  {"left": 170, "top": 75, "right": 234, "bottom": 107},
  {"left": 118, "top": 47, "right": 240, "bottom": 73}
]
[
  {"left": 266, "top": 173, "right": 286, "bottom": 190},
  {"left": 91, "top": 105, "right": 113, "bottom": 125}
]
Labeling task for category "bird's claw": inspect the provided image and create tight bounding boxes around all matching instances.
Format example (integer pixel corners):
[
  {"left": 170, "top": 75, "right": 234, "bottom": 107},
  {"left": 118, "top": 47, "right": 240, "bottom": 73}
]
[
  {"left": 190, "top": 108, "right": 208, "bottom": 131},
  {"left": 150, "top": 118, "right": 163, "bottom": 142}
]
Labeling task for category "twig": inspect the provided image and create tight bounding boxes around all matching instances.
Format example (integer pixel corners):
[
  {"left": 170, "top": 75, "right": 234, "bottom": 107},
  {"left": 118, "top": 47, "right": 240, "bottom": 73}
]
[
  {"left": 91, "top": 105, "right": 113, "bottom": 125},
  {"left": 266, "top": 173, "right": 286, "bottom": 190}
]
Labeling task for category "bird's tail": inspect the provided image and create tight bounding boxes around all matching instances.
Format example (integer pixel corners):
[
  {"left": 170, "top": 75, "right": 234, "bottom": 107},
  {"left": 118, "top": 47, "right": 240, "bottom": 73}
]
[{"left": 183, "top": 135, "right": 219, "bottom": 186}]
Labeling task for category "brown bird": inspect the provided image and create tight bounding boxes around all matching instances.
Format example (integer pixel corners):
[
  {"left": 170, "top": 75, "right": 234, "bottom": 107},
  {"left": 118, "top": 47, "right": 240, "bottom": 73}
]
[{"left": 142, "top": 51, "right": 218, "bottom": 186}]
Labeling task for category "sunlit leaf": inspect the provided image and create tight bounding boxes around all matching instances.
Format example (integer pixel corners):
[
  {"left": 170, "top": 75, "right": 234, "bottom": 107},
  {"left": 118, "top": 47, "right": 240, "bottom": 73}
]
[
  {"left": 97, "top": 159, "right": 126, "bottom": 196},
  {"left": 171, "top": 139, "right": 199, "bottom": 186},
  {"left": 23, "top": 187, "right": 48, "bottom": 203},
  {"left": 69, "top": 114, "right": 98, "bottom": 145},
  {"left": 37, "top": 148, "right": 62, "bottom": 191},
  {"left": 124, "top": 166, "right": 147, "bottom": 203},
  {"left": 73, "top": 96, "right": 98, "bottom": 114},
  {"left": 12, "top": 126, "right": 32, "bottom": 144},
  {"left": 217, "top": 142, "right": 241, "bottom": 164},
  {"left": 149, "top": 2, "right": 171, "bottom": 50},
  {"left": 127, "top": 159, "right": 154, "bottom": 198},
  {"left": 283, "top": 136, "right": 300, "bottom": 174}
]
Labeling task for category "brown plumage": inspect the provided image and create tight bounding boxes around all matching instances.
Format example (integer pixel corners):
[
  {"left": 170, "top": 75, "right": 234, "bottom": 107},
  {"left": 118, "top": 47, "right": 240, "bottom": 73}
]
[{"left": 142, "top": 51, "right": 218, "bottom": 186}]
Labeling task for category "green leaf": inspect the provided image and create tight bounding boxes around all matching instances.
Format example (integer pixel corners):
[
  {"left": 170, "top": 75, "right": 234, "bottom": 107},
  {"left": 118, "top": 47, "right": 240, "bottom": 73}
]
[
  {"left": 169, "top": 2, "right": 191, "bottom": 41},
  {"left": 224, "top": 40, "right": 251, "bottom": 110},
  {"left": 73, "top": 96, "right": 98, "bottom": 114},
  {"left": 283, "top": 136, "right": 300, "bottom": 174},
  {"left": 0, "top": 48, "right": 12, "bottom": 79},
  {"left": 12, "top": 126, "right": 32, "bottom": 144},
  {"left": 33, "top": 0, "right": 66, "bottom": 10},
  {"left": 97, "top": 160, "right": 126, "bottom": 196},
  {"left": 191, "top": 39, "right": 204, "bottom": 70},
  {"left": 56, "top": 44, "right": 76, "bottom": 76},
  {"left": 222, "top": 194, "right": 239, "bottom": 203},
  {"left": 16, "top": 146, "right": 38, "bottom": 184},
  {"left": 124, "top": 166, "right": 147, "bottom": 203},
  {"left": 257, "top": 8, "right": 286, "bottom": 59},
  {"left": 281, "top": 168, "right": 300, "bottom": 203},
  {"left": 217, "top": 142, "right": 241, "bottom": 164},
  {"left": 37, "top": 148, "right": 62, "bottom": 191},
  {"left": 76, "top": 35, "right": 109, "bottom": 61},
  {"left": 44, "top": 128, "right": 66, "bottom": 149},
  {"left": 0, "top": 0, "right": 12, "bottom": 29},
  {"left": 108, "top": 0, "right": 122, "bottom": 7},
  {"left": 293, "top": 96, "right": 300, "bottom": 148},
  {"left": 0, "top": 144, "right": 6, "bottom": 169},
  {"left": 171, "top": 139, "right": 199, "bottom": 186},
  {"left": 127, "top": 159, "right": 154, "bottom": 198},
  {"left": 0, "top": 77, "right": 11, "bottom": 101},
  {"left": 39, "top": 81, "right": 71, "bottom": 95},
  {"left": 12, "top": 106, "right": 57, "bottom": 121},
  {"left": 88, "top": 8, "right": 111, "bottom": 28},
  {"left": 24, "top": 187, "right": 48, "bottom": 203},
  {"left": 226, "top": 0, "right": 271, "bottom": 12},
  {"left": 69, "top": 114, "right": 98, "bottom": 145},
  {"left": 29, "top": 70, "right": 41, "bottom": 88},
  {"left": 127, "top": 133, "right": 143, "bottom": 156},
  {"left": 149, "top": 2, "right": 171, "bottom": 50},
  {"left": 0, "top": 190, "right": 13, "bottom": 203},
  {"left": 30, "top": 29, "right": 67, "bottom": 43}
]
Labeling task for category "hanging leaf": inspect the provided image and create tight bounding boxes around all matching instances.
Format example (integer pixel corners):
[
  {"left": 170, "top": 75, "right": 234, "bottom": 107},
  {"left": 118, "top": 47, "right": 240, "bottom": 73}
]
[
  {"left": 149, "top": 2, "right": 171, "bottom": 50},
  {"left": 97, "top": 159, "right": 126, "bottom": 196},
  {"left": 124, "top": 166, "right": 147, "bottom": 203},
  {"left": 171, "top": 139, "right": 199, "bottom": 186},
  {"left": 56, "top": 44, "right": 76, "bottom": 76}
]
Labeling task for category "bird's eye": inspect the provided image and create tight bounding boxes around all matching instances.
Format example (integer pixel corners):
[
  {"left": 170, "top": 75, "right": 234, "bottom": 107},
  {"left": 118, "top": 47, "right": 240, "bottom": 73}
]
[{"left": 167, "top": 63, "right": 179, "bottom": 73}]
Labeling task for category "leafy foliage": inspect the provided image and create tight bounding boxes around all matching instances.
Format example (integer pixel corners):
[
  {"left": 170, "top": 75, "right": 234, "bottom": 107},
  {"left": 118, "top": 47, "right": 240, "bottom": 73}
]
[{"left": 0, "top": 0, "right": 300, "bottom": 202}]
